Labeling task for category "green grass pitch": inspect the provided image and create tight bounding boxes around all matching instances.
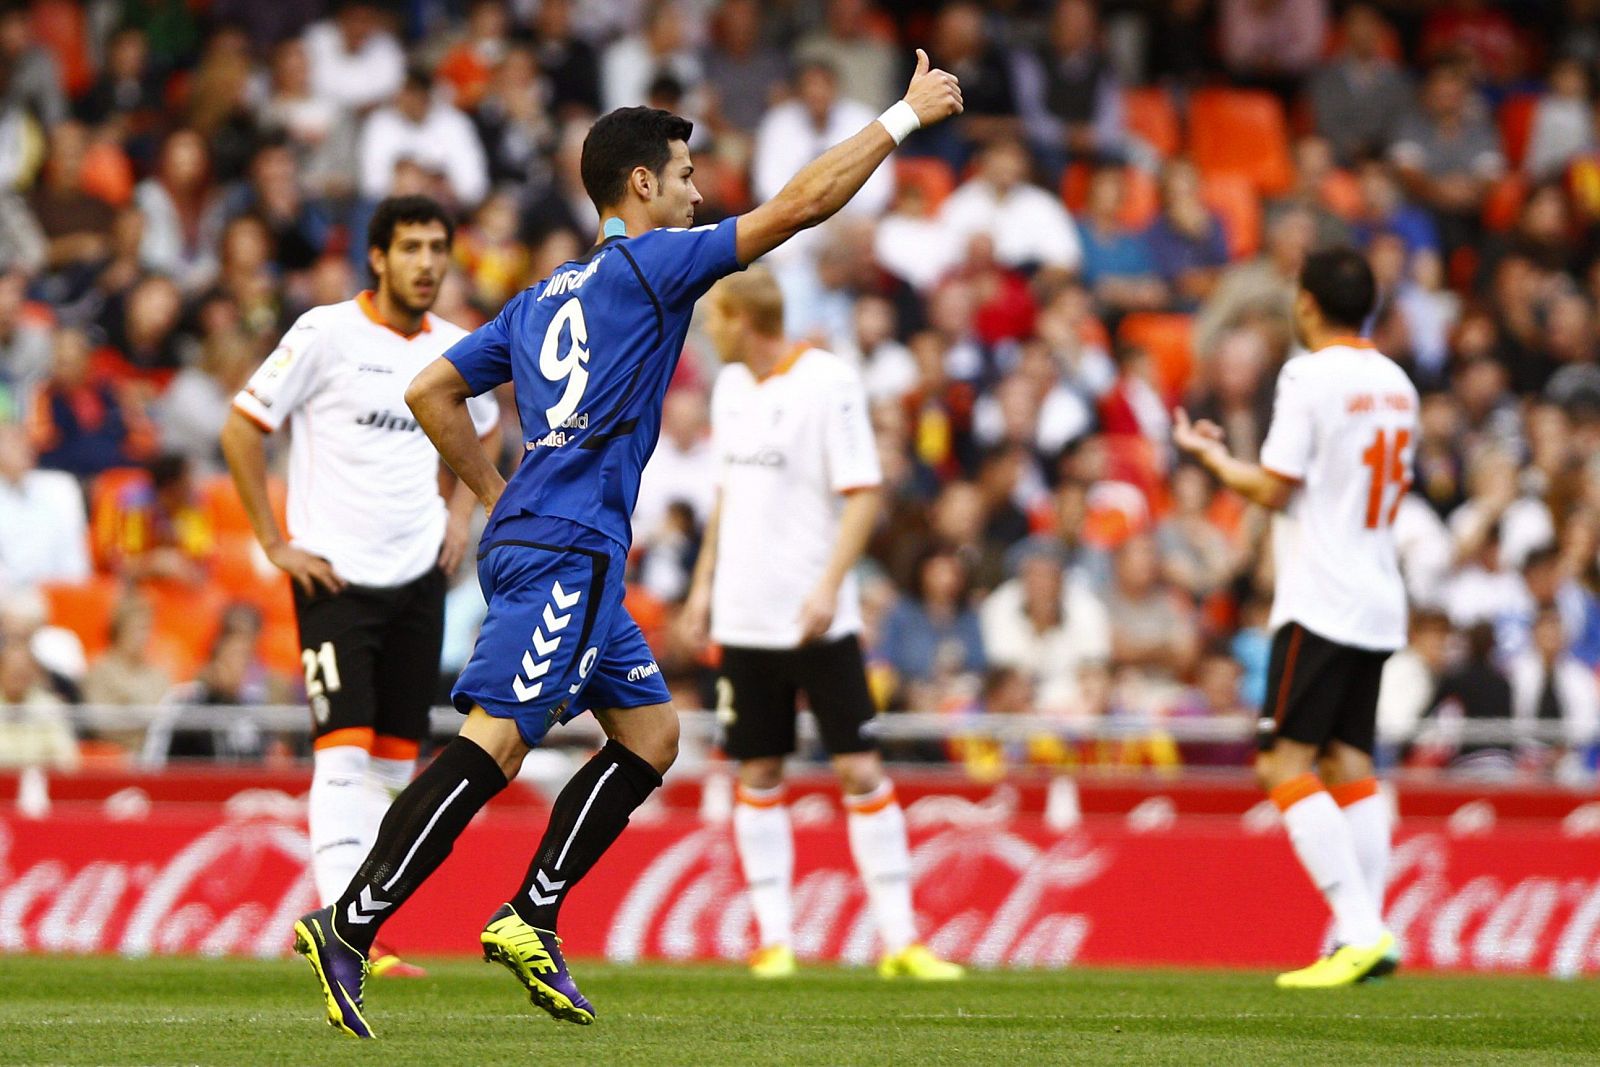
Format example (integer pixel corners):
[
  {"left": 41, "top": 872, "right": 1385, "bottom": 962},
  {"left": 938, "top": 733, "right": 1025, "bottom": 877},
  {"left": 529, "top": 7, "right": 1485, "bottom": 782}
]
[{"left": 0, "top": 956, "right": 1594, "bottom": 1066}]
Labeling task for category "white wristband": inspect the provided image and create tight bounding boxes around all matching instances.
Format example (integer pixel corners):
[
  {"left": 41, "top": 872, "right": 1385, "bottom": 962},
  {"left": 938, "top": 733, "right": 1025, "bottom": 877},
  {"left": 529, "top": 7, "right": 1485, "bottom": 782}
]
[{"left": 877, "top": 100, "right": 921, "bottom": 146}]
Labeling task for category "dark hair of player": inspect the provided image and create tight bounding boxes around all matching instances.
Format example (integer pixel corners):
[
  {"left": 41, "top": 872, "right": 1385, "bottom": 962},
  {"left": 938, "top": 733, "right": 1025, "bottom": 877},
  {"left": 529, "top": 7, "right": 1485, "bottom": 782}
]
[
  {"left": 366, "top": 195, "right": 455, "bottom": 254},
  {"left": 1299, "top": 248, "right": 1377, "bottom": 332},
  {"left": 580, "top": 106, "right": 695, "bottom": 211}
]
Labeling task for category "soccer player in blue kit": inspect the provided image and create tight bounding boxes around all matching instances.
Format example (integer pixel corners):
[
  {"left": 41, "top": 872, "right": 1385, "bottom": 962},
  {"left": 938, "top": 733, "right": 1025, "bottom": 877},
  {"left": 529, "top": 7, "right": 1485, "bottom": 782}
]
[{"left": 291, "top": 51, "right": 963, "bottom": 1037}]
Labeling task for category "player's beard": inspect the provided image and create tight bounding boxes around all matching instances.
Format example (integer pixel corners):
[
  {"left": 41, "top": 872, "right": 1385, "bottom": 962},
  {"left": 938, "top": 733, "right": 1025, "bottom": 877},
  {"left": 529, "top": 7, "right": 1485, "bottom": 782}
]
[{"left": 389, "top": 275, "right": 439, "bottom": 316}]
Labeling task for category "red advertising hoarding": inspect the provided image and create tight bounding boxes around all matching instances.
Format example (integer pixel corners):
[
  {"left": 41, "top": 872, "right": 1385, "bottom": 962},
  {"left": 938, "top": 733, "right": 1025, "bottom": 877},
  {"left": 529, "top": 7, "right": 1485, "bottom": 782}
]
[{"left": 4, "top": 808, "right": 1599, "bottom": 976}]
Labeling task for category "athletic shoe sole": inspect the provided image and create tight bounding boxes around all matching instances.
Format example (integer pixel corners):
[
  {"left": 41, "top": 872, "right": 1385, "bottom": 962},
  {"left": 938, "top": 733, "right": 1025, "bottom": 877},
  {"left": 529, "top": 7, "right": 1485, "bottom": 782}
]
[
  {"left": 293, "top": 918, "right": 374, "bottom": 1039},
  {"left": 481, "top": 934, "right": 595, "bottom": 1026}
]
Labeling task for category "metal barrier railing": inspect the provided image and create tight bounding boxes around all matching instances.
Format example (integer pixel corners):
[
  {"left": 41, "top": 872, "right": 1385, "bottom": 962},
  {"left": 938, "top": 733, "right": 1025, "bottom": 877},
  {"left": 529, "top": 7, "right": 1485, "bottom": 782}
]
[{"left": 37, "top": 703, "right": 1599, "bottom": 767}]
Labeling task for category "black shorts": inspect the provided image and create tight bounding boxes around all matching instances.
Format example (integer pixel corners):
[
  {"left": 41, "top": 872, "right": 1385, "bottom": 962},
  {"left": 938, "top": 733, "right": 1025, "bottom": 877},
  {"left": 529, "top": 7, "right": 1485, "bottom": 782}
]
[
  {"left": 1259, "top": 621, "right": 1391, "bottom": 756},
  {"left": 293, "top": 566, "right": 446, "bottom": 757},
  {"left": 717, "top": 634, "right": 878, "bottom": 761}
]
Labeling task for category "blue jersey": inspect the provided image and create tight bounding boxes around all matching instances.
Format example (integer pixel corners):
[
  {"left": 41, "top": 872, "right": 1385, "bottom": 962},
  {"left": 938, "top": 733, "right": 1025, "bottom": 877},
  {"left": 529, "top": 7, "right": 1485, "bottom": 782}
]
[{"left": 445, "top": 219, "right": 742, "bottom": 549}]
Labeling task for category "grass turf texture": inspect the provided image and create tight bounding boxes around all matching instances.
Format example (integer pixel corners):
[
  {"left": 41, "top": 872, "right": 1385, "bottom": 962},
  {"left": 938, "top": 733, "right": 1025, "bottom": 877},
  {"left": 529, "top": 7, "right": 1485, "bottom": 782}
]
[{"left": 0, "top": 957, "right": 1594, "bottom": 1066}]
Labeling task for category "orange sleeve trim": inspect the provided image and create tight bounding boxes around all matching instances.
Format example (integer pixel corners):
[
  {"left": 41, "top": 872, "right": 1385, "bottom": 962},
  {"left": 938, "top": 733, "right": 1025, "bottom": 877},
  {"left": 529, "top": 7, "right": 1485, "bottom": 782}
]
[
  {"left": 1328, "top": 777, "right": 1379, "bottom": 808},
  {"left": 314, "top": 726, "right": 375, "bottom": 752},
  {"left": 1269, "top": 772, "right": 1324, "bottom": 813},
  {"left": 844, "top": 786, "right": 898, "bottom": 815},
  {"left": 734, "top": 783, "right": 787, "bottom": 809},
  {"left": 231, "top": 401, "right": 274, "bottom": 434},
  {"left": 836, "top": 482, "right": 882, "bottom": 495},
  {"left": 372, "top": 735, "right": 422, "bottom": 761},
  {"left": 1262, "top": 466, "right": 1303, "bottom": 485}
]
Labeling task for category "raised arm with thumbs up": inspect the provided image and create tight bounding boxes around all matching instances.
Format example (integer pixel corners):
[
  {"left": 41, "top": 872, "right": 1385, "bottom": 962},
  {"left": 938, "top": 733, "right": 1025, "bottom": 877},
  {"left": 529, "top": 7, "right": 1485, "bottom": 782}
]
[{"left": 734, "top": 48, "right": 964, "bottom": 265}]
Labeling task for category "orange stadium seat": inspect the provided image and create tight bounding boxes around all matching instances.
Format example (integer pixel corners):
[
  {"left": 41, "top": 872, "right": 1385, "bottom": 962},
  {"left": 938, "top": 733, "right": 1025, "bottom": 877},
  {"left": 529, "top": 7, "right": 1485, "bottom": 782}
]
[
  {"left": 40, "top": 576, "right": 122, "bottom": 657},
  {"left": 1187, "top": 89, "right": 1294, "bottom": 196},
  {"left": 1124, "top": 87, "right": 1181, "bottom": 160},
  {"left": 259, "top": 614, "right": 304, "bottom": 677},
  {"left": 1118, "top": 312, "right": 1196, "bottom": 401},
  {"left": 1319, "top": 168, "right": 1365, "bottom": 220},
  {"left": 1199, "top": 173, "right": 1262, "bottom": 260},
  {"left": 202, "top": 473, "right": 287, "bottom": 538},
  {"left": 1060, "top": 164, "right": 1158, "bottom": 228},
  {"left": 143, "top": 580, "right": 226, "bottom": 672},
  {"left": 1498, "top": 93, "right": 1538, "bottom": 171},
  {"left": 895, "top": 156, "right": 957, "bottom": 213},
  {"left": 212, "top": 534, "right": 263, "bottom": 600},
  {"left": 209, "top": 531, "right": 298, "bottom": 674}
]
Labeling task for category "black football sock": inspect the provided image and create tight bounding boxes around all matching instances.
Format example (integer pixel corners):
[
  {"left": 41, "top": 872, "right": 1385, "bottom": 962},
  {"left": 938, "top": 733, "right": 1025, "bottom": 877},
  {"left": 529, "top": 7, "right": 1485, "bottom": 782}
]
[
  {"left": 332, "top": 736, "right": 507, "bottom": 955},
  {"left": 511, "top": 740, "right": 662, "bottom": 930}
]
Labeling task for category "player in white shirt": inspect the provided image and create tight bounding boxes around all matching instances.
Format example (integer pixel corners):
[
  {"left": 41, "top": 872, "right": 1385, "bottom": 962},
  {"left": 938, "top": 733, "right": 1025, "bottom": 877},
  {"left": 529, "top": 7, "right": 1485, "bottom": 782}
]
[
  {"left": 1175, "top": 249, "right": 1417, "bottom": 988},
  {"left": 220, "top": 197, "right": 499, "bottom": 977},
  {"left": 682, "top": 267, "right": 962, "bottom": 982}
]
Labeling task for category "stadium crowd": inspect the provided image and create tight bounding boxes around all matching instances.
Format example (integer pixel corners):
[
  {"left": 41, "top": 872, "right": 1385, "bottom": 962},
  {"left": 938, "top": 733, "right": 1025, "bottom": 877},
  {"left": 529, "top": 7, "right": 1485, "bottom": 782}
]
[{"left": 1, "top": 0, "right": 1599, "bottom": 783}]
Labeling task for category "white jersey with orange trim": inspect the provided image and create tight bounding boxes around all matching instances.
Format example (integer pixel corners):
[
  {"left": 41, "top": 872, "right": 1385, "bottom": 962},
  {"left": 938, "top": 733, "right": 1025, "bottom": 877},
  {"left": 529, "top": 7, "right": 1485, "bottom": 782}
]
[
  {"left": 709, "top": 346, "right": 882, "bottom": 649},
  {"left": 1259, "top": 339, "right": 1420, "bottom": 651},
  {"left": 232, "top": 293, "right": 500, "bottom": 588}
]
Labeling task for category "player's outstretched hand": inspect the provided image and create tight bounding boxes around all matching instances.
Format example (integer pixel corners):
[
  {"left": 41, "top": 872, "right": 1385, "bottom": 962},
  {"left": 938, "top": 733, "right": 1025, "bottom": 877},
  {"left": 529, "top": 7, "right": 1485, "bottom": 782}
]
[
  {"left": 902, "top": 48, "right": 963, "bottom": 129},
  {"left": 1172, "top": 407, "right": 1227, "bottom": 466},
  {"left": 268, "top": 542, "right": 346, "bottom": 595}
]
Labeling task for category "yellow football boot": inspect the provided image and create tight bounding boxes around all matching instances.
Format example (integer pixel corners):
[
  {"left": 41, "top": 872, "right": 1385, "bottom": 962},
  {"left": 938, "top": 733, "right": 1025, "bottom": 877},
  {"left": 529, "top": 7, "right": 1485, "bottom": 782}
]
[
  {"left": 1275, "top": 932, "right": 1397, "bottom": 989},
  {"left": 877, "top": 944, "right": 965, "bottom": 981},
  {"left": 749, "top": 944, "right": 798, "bottom": 979}
]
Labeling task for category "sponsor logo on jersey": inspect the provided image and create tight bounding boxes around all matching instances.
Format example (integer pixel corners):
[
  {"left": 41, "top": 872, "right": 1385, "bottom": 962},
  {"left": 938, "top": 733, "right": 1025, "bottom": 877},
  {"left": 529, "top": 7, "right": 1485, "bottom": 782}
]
[
  {"left": 355, "top": 409, "right": 421, "bottom": 433},
  {"left": 526, "top": 412, "right": 589, "bottom": 450},
  {"left": 725, "top": 448, "right": 786, "bottom": 468},
  {"left": 358, "top": 363, "right": 394, "bottom": 375},
  {"left": 626, "top": 661, "right": 661, "bottom": 682}
]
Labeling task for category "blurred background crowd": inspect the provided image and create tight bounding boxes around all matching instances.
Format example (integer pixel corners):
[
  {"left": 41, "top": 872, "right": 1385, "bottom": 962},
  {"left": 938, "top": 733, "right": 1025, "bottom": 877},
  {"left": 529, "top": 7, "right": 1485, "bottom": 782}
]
[{"left": 2, "top": 0, "right": 1600, "bottom": 783}]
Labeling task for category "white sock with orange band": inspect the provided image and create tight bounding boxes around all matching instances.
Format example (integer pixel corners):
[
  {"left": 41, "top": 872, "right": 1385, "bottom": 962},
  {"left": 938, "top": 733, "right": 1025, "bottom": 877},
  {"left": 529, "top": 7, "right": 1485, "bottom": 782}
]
[
  {"left": 1330, "top": 777, "right": 1390, "bottom": 920},
  {"left": 733, "top": 782, "right": 793, "bottom": 950},
  {"left": 364, "top": 740, "right": 419, "bottom": 898},
  {"left": 1271, "top": 773, "right": 1384, "bottom": 947},
  {"left": 845, "top": 781, "right": 917, "bottom": 954},
  {"left": 309, "top": 743, "right": 372, "bottom": 906}
]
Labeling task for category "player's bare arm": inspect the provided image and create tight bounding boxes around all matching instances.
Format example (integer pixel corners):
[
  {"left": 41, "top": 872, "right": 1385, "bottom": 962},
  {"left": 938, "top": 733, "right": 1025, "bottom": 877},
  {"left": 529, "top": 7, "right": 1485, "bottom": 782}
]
[
  {"left": 406, "top": 359, "right": 507, "bottom": 520},
  {"left": 798, "top": 486, "right": 882, "bottom": 643},
  {"left": 681, "top": 491, "right": 721, "bottom": 649},
  {"left": 734, "top": 49, "right": 962, "bottom": 265},
  {"left": 219, "top": 408, "right": 346, "bottom": 594},
  {"left": 1173, "top": 407, "right": 1295, "bottom": 511},
  {"left": 438, "top": 427, "right": 502, "bottom": 573}
]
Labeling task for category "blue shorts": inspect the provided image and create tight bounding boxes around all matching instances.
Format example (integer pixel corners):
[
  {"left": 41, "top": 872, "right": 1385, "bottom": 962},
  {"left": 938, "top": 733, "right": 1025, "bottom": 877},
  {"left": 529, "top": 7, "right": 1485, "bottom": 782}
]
[{"left": 452, "top": 514, "right": 669, "bottom": 746}]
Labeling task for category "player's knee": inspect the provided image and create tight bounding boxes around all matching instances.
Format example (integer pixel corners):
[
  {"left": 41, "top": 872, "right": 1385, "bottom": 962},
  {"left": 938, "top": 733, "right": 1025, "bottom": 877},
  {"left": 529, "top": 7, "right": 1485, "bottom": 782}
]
[
  {"left": 1319, "top": 741, "right": 1374, "bottom": 786},
  {"left": 459, "top": 707, "right": 531, "bottom": 780},
  {"left": 738, "top": 758, "right": 784, "bottom": 791},
  {"left": 833, "top": 751, "right": 884, "bottom": 796},
  {"left": 1253, "top": 751, "right": 1285, "bottom": 793},
  {"left": 634, "top": 707, "right": 680, "bottom": 775}
]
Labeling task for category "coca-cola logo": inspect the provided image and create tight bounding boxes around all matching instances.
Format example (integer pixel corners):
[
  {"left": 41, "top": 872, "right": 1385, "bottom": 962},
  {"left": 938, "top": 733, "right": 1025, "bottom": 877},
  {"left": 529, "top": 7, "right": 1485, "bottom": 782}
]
[
  {"left": 0, "top": 817, "right": 315, "bottom": 958},
  {"left": 605, "top": 827, "right": 1109, "bottom": 967},
  {"left": 4, "top": 813, "right": 1599, "bottom": 977},
  {"left": 1385, "top": 833, "right": 1600, "bottom": 976}
]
